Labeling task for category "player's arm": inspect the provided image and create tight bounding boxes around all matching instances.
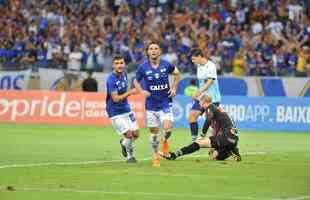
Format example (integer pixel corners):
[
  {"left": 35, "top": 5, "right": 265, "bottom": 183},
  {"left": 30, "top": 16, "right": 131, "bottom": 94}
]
[
  {"left": 133, "top": 78, "right": 150, "bottom": 97},
  {"left": 169, "top": 67, "right": 181, "bottom": 97},
  {"left": 202, "top": 117, "right": 211, "bottom": 135},
  {"left": 202, "top": 107, "right": 214, "bottom": 134},
  {"left": 193, "top": 62, "right": 217, "bottom": 99},
  {"left": 193, "top": 78, "right": 214, "bottom": 99},
  {"left": 133, "top": 67, "right": 150, "bottom": 97},
  {"left": 200, "top": 78, "right": 214, "bottom": 93},
  {"left": 111, "top": 89, "right": 137, "bottom": 103}
]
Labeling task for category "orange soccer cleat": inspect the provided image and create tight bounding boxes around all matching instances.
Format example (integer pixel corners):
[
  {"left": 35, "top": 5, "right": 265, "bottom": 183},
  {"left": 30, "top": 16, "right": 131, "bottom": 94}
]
[{"left": 152, "top": 154, "right": 161, "bottom": 167}]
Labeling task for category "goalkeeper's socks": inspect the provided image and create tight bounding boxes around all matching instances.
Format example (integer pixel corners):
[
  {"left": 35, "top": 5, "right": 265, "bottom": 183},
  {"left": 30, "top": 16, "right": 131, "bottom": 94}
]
[
  {"left": 190, "top": 122, "right": 198, "bottom": 142},
  {"left": 175, "top": 142, "right": 200, "bottom": 158}
]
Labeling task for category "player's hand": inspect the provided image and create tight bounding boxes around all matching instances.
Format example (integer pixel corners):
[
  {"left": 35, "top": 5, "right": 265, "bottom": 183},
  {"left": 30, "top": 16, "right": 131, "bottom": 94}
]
[
  {"left": 141, "top": 90, "right": 151, "bottom": 97},
  {"left": 168, "top": 88, "right": 176, "bottom": 97},
  {"left": 192, "top": 91, "right": 202, "bottom": 100},
  {"left": 128, "top": 88, "right": 138, "bottom": 96}
]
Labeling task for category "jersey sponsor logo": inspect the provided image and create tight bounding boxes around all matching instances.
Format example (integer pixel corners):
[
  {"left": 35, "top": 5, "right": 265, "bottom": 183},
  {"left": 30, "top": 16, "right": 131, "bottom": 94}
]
[
  {"left": 116, "top": 80, "right": 126, "bottom": 87},
  {"left": 150, "top": 84, "right": 168, "bottom": 91}
]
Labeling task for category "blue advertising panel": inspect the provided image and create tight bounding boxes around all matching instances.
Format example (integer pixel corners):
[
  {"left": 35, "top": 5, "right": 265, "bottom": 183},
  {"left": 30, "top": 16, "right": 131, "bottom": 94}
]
[{"left": 172, "top": 95, "right": 310, "bottom": 131}]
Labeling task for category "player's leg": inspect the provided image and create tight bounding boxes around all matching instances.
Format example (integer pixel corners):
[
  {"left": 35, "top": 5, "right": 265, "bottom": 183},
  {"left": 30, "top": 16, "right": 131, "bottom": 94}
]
[
  {"left": 188, "top": 100, "right": 202, "bottom": 141},
  {"left": 212, "top": 149, "right": 232, "bottom": 160},
  {"left": 211, "top": 146, "right": 241, "bottom": 161},
  {"left": 128, "top": 112, "right": 139, "bottom": 141},
  {"left": 160, "top": 137, "right": 212, "bottom": 160},
  {"left": 231, "top": 146, "right": 241, "bottom": 161},
  {"left": 211, "top": 128, "right": 241, "bottom": 161},
  {"left": 127, "top": 112, "right": 140, "bottom": 162},
  {"left": 162, "top": 120, "right": 172, "bottom": 142},
  {"left": 160, "top": 109, "right": 174, "bottom": 154},
  {"left": 122, "top": 131, "right": 137, "bottom": 163},
  {"left": 111, "top": 113, "right": 137, "bottom": 163},
  {"left": 147, "top": 111, "right": 161, "bottom": 166}
]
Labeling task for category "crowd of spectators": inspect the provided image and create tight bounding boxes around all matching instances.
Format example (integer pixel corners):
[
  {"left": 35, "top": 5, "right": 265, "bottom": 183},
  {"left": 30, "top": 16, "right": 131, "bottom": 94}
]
[{"left": 0, "top": 0, "right": 309, "bottom": 77}]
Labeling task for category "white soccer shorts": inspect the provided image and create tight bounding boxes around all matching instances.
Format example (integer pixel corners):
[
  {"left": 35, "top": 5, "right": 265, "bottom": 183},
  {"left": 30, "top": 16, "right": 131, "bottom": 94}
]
[
  {"left": 146, "top": 109, "right": 174, "bottom": 128},
  {"left": 110, "top": 112, "right": 139, "bottom": 135}
]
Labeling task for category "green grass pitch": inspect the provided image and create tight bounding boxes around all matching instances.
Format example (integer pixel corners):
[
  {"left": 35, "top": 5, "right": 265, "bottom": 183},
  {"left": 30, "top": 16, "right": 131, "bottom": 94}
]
[{"left": 0, "top": 123, "right": 309, "bottom": 200}]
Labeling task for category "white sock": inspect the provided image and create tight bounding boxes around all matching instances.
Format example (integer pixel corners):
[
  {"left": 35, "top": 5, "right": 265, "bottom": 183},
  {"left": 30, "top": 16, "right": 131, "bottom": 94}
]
[
  {"left": 122, "top": 138, "right": 134, "bottom": 159},
  {"left": 150, "top": 134, "right": 159, "bottom": 154}
]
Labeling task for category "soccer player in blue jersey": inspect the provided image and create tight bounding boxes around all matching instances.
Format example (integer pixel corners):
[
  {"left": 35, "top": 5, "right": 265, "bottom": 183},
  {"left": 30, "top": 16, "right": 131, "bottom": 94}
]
[
  {"left": 133, "top": 42, "right": 181, "bottom": 167},
  {"left": 188, "top": 48, "right": 221, "bottom": 141},
  {"left": 106, "top": 55, "right": 139, "bottom": 163}
]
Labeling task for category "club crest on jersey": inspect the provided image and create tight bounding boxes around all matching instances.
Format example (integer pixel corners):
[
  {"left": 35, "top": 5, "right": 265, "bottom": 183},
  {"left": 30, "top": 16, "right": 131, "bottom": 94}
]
[{"left": 160, "top": 68, "right": 166, "bottom": 72}]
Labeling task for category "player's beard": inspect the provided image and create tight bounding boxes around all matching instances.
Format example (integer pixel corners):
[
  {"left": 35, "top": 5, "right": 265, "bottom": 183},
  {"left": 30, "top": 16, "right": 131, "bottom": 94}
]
[
  {"left": 149, "top": 56, "right": 160, "bottom": 66},
  {"left": 114, "top": 68, "right": 124, "bottom": 75}
]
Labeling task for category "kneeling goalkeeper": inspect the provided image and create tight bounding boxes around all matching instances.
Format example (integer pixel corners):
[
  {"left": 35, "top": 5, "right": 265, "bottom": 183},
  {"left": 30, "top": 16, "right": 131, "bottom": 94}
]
[{"left": 160, "top": 95, "right": 241, "bottom": 161}]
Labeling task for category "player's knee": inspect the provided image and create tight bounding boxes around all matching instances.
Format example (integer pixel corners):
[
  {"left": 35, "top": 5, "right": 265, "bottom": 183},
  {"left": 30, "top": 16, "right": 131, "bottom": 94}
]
[
  {"left": 132, "top": 131, "right": 139, "bottom": 139},
  {"left": 195, "top": 137, "right": 211, "bottom": 148},
  {"left": 188, "top": 114, "right": 194, "bottom": 122},
  {"left": 123, "top": 131, "right": 134, "bottom": 139},
  {"left": 188, "top": 111, "right": 199, "bottom": 122},
  {"left": 149, "top": 127, "right": 159, "bottom": 134},
  {"left": 210, "top": 150, "right": 219, "bottom": 160},
  {"left": 163, "top": 122, "right": 173, "bottom": 131}
]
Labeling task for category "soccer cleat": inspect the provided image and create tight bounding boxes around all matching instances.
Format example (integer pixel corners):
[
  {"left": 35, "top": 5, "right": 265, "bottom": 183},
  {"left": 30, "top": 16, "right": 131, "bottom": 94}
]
[
  {"left": 119, "top": 139, "right": 127, "bottom": 158},
  {"left": 126, "top": 157, "right": 137, "bottom": 163},
  {"left": 231, "top": 147, "right": 241, "bottom": 162},
  {"left": 162, "top": 140, "right": 170, "bottom": 154},
  {"left": 152, "top": 154, "right": 161, "bottom": 167},
  {"left": 158, "top": 151, "right": 176, "bottom": 160}
]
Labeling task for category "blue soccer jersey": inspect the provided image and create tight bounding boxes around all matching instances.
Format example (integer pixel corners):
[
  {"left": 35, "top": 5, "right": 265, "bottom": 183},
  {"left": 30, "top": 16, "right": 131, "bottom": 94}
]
[
  {"left": 106, "top": 72, "right": 131, "bottom": 118},
  {"left": 135, "top": 59, "right": 175, "bottom": 111}
]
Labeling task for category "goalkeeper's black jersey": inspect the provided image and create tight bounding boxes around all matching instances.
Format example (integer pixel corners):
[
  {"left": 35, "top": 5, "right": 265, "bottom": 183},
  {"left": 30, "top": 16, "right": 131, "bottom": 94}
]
[{"left": 205, "top": 104, "right": 235, "bottom": 129}]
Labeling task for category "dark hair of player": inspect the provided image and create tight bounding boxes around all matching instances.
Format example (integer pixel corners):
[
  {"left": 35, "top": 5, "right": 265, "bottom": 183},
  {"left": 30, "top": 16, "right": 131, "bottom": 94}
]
[
  {"left": 112, "top": 54, "right": 124, "bottom": 62},
  {"left": 190, "top": 48, "right": 205, "bottom": 57},
  {"left": 145, "top": 41, "right": 161, "bottom": 58}
]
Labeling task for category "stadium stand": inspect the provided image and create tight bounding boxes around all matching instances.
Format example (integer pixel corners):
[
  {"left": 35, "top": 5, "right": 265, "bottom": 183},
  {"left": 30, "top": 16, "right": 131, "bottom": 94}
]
[{"left": 0, "top": 0, "right": 308, "bottom": 77}]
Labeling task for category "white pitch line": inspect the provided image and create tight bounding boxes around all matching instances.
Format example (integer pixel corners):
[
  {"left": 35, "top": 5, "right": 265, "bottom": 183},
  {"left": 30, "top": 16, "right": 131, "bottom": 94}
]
[
  {"left": 0, "top": 152, "right": 266, "bottom": 169},
  {"left": 0, "top": 158, "right": 150, "bottom": 169},
  {"left": 14, "top": 186, "right": 258, "bottom": 200}
]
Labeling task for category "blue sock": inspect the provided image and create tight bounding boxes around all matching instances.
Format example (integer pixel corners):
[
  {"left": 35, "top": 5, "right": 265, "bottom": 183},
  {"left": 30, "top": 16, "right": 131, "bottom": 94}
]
[{"left": 190, "top": 122, "right": 198, "bottom": 141}]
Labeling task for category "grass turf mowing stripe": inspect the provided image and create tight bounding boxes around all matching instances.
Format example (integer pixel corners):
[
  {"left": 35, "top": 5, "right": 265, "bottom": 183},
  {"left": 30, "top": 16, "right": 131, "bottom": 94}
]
[{"left": 8, "top": 186, "right": 259, "bottom": 200}]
